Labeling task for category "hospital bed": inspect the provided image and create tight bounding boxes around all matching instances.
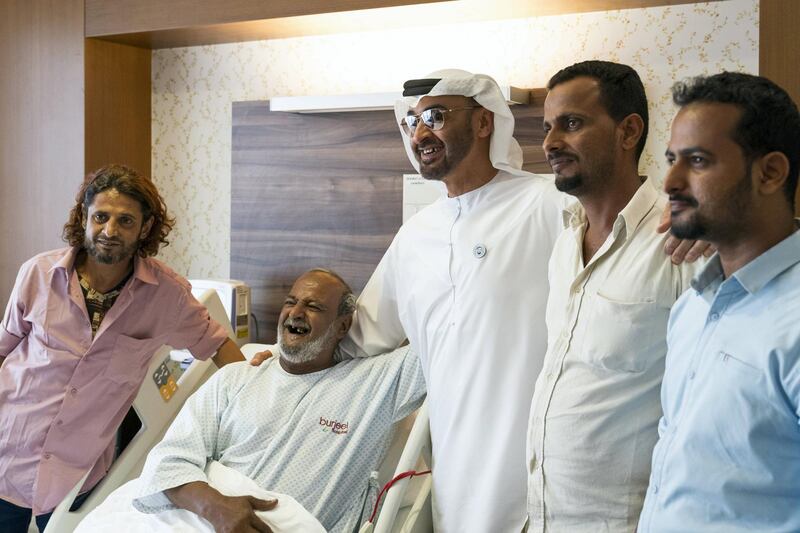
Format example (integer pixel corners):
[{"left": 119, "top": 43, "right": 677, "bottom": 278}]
[
  {"left": 41, "top": 333, "right": 434, "bottom": 532},
  {"left": 371, "top": 398, "right": 433, "bottom": 533},
  {"left": 40, "top": 288, "right": 232, "bottom": 533}
]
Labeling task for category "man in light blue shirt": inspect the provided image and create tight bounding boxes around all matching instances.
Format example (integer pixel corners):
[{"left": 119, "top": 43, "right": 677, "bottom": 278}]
[{"left": 639, "top": 72, "right": 800, "bottom": 532}]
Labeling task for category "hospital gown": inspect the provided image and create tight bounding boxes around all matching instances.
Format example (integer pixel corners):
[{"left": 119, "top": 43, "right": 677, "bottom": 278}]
[{"left": 133, "top": 346, "right": 425, "bottom": 532}]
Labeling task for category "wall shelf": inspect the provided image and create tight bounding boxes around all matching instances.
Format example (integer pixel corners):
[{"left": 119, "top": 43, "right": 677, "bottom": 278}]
[{"left": 269, "top": 86, "right": 530, "bottom": 113}]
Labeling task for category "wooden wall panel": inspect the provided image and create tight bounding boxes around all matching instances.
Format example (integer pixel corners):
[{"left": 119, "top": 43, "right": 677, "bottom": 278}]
[
  {"left": 85, "top": 0, "right": 449, "bottom": 37},
  {"left": 759, "top": 0, "right": 800, "bottom": 213},
  {"left": 0, "top": 0, "right": 85, "bottom": 305},
  {"left": 231, "top": 100, "right": 547, "bottom": 342},
  {"left": 760, "top": 0, "right": 800, "bottom": 105},
  {"left": 85, "top": 39, "right": 151, "bottom": 175}
]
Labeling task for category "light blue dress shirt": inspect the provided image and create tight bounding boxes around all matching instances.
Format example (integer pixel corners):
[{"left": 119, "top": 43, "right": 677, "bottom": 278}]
[{"left": 639, "top": 229, "right": 800, "bottom": 532}]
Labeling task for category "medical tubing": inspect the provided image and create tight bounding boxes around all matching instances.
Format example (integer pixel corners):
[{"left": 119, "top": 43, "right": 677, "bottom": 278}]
[
  {"left": 367, "top": 469, "right": 432, "bottom": 525},
  {"left": 250, "top": 312, "right": 259, "bottom": 340}
]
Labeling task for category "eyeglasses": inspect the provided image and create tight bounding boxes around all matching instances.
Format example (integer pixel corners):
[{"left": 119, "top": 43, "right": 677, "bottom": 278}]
[{"left": 401, "top": 106, "right": 480, "bottom": 135}]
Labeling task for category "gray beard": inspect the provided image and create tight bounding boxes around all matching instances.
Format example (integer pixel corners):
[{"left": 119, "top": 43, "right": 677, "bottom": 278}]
[{"left": 277, "top": 321, "right": 338, "bottom": 365}]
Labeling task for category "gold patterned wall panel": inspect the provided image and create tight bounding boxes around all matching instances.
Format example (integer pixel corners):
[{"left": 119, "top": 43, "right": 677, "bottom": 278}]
[{"left": 152, "top": 0, "right": 758, "bottom": 279}]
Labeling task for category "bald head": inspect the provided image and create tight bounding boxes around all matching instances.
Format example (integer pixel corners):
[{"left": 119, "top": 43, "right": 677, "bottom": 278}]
[
  {"left": 276, "top": 269, "right": 355, "bottom": 374},
  {"left": 306, "top": 268, "right": 356, "bottom": 316}
]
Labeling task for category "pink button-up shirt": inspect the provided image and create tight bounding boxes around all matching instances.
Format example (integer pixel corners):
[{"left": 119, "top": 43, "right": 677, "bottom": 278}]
[{"left": 0, "top": 247, "right": 228, "bottom": 515}]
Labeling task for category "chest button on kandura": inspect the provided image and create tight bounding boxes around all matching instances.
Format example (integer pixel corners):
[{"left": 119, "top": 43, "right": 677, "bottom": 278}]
[{"left": 473, "top": 244, "right": 487, "bottom": 259}]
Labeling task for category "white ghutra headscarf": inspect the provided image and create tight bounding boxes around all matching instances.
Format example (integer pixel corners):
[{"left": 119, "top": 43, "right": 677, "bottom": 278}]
[{"left": 394, "top": 69, "right": 527, "bottom": 178}]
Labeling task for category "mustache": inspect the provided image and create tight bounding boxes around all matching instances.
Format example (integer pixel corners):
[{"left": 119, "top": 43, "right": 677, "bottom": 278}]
[
  {"left": 668, "top": 194, "right": 699, "bottom": 207},
  {"left": 283, "top": 317, "right": 310, "bottom": 329},
  {"left": 546, "top": 150, "right": 578, "bottom": 163},
  {"left": 415, "top": 138, "right": 443, "bottom": 150},
  {"left": 94, "top": 236, "right": 123, "bottom": 244}
]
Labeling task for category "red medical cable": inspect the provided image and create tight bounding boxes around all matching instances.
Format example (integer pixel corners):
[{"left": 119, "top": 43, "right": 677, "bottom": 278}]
[{"left": 367, "top": 469, "right": 432, "bottom": 524}]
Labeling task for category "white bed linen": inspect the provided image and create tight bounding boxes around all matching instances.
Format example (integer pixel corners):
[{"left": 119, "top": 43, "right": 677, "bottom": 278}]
[{"left": 75, "top": 461, "right": 325, "bottom": 533}]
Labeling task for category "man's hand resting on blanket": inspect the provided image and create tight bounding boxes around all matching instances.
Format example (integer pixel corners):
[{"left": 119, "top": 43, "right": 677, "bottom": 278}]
[{"left": 165, "top": 481, "right": 277, "bottom": 533}]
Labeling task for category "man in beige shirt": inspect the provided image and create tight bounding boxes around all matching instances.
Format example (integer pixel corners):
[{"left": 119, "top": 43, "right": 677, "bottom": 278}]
[{"left": 526, "top": 61, "right": 700, "bottom": 532}]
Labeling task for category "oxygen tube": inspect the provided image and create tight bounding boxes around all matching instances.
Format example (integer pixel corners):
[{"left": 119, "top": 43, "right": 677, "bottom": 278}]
[{"left": 358, "top": 469, "right": 432, "bottom": 533}]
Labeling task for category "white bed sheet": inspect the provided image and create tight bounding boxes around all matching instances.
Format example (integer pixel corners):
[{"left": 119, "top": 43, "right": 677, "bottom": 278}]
[{"left": 75, "top": 461, "right": 326, "bottom": 533}]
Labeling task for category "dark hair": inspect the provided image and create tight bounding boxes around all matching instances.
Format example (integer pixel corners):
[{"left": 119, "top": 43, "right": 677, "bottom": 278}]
[
  {"left": 307, "top": 268, "right": 357, "bottom": 316},
  {"left": 63, "top": 164, "right": 175, "bottom": 257},
  {"left": 672, "top": 72, "right": 800, "bottom": 208},
  {"left": 548, "top": 60, "right": 649, "bottom": 162}
]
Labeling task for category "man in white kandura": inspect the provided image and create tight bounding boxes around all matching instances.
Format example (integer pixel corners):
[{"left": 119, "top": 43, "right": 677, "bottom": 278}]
[
  {"left": 337, "top": 70, "right": 565, "bottom": 532},
  {"left": 78, "top": 269, "right": 426, "bottom": 533}
]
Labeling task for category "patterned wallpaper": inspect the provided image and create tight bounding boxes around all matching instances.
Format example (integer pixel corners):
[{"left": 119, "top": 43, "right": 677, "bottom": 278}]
[{"left": 152, "top": 0, "right": 758, "bottom": 278}]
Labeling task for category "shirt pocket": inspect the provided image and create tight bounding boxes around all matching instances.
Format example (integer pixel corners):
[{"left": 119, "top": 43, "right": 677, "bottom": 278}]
[
  {"left": 103, "top": 334, "right": 157, "bottom": 385},
  {"left": 716, "top": 349, "right": 762, "bottom": 376},
  {"left": 25, "top": 294, "right": 52, "bottom": 349},
  {"left": 583, "top": 292, "right": 669, "bottom": 373},
  {"left": 709, "top": 349, "right": 766, "bottom": 466}
]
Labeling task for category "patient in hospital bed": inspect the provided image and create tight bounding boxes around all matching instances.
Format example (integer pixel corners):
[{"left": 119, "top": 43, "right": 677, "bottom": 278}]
[{"left": 77, "top": 269, "right": 425, "bottom": 533}]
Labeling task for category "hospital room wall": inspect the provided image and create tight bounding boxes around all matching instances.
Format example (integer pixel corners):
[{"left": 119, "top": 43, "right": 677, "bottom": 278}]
[{"left": 150, "top": 0, "right": 759, "bottom": 282}]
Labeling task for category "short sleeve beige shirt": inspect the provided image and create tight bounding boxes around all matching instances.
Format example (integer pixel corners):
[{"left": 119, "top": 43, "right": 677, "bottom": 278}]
[{"left": 526, "top": 178, "right": 700, "bottom": 532}]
